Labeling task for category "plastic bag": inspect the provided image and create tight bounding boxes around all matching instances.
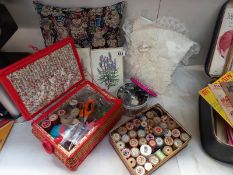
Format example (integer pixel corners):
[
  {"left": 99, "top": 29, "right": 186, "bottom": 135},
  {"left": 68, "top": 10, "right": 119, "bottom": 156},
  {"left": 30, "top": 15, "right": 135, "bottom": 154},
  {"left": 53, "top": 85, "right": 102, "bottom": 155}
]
[{"left": 60, "top": 123, "right": 92, "bottom": 151}]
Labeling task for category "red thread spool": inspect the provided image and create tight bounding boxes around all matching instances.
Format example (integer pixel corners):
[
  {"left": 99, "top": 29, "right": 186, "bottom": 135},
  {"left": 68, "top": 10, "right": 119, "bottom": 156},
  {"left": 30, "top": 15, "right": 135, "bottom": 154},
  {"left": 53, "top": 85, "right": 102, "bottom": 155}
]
[
  {"left": 41, "top": 120, "right": 52, "bottom": 132},
  {"left": 153, "top": 126, "right": 163, "bottom": 136}
]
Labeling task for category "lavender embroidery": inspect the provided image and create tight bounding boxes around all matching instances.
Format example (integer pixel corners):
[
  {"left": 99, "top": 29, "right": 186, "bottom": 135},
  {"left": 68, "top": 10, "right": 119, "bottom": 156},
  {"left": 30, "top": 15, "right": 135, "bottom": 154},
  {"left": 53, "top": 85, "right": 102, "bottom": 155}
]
[{"left": 97, "top": 52, "right": 119, "bottom": 89}]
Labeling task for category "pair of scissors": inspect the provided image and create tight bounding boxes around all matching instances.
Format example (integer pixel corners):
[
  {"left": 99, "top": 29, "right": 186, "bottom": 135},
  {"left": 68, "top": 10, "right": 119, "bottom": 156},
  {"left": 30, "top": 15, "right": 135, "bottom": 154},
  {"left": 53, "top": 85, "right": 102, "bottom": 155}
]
[{"left": 78, "top": 98, "right": 95, "bottom": 123}]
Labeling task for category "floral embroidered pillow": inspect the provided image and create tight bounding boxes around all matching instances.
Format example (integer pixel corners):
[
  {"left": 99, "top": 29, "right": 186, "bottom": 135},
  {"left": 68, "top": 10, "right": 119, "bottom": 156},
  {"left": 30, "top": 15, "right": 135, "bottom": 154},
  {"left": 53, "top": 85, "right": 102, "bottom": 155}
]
[
  {"left": 33, "top": 1, "right": 125, "bottom": 48},
  {"left": 86, "top": 3, "right": 125, "bottom": 49}
]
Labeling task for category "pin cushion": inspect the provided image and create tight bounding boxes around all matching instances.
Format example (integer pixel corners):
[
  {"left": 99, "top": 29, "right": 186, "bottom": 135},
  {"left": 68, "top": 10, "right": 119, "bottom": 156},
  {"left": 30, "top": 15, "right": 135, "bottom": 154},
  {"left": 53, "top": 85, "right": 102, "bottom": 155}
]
[{"left": 117, "top": 82, "right": 149, "bottom": 117}]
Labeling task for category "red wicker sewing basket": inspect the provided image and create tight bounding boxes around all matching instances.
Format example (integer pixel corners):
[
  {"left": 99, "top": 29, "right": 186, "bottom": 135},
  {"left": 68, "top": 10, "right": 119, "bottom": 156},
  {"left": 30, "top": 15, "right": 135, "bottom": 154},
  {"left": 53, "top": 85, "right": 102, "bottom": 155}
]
[{"left": 0, "top": 37, "right": 123, "bottom": 170}]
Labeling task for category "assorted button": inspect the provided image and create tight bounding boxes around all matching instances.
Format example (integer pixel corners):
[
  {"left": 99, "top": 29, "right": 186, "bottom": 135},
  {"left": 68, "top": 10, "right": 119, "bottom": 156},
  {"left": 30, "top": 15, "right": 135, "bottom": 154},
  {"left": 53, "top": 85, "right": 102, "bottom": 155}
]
[{"left": 111, "top": 106, "right": 190, "bottom": 175}]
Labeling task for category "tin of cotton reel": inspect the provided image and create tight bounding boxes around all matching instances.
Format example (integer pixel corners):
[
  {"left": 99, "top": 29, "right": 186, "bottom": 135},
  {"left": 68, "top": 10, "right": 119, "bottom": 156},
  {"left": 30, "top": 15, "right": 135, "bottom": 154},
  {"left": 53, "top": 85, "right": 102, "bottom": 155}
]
[{"left": 109, "top": 104, "right": 191, "bottom": 175}]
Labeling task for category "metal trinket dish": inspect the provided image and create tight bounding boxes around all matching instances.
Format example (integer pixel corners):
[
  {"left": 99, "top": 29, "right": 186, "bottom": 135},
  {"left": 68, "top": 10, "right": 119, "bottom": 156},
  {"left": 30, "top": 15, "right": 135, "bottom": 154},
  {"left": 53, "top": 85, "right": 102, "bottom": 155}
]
[{"left": 117, "top": 82, "right": 149, "bottom": 117}]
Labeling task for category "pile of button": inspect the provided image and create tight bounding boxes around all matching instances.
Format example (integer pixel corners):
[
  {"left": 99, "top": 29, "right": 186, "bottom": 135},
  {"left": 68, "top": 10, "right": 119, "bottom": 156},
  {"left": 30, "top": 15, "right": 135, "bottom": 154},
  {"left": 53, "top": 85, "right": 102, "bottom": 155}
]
[
  {"left": 111, "top": 106, "right": 190, "bottom": 175},
  {"left": 117, "top": 82, "right": 149, "bottom": 107}
]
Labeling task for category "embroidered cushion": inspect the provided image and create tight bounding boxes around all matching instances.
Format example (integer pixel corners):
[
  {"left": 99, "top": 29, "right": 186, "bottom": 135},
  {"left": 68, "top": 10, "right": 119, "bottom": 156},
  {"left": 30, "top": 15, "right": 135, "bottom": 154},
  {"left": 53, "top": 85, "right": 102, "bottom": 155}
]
[{"left": 33, "top": 1, "right": 125, "bottom": 48}]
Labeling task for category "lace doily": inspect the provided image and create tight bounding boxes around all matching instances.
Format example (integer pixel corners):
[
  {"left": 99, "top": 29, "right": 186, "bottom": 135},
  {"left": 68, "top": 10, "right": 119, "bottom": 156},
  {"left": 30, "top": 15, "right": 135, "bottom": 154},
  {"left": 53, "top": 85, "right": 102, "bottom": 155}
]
[{"left": 123, "top": 16, "right": 200, "bottom": 94}]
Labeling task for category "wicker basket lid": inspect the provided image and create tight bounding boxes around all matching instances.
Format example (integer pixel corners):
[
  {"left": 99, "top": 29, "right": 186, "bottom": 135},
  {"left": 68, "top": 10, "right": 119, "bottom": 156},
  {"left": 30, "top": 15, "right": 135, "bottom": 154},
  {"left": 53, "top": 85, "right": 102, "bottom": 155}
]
[{"left": 0, "top": 37, "right": 85, "bottom": 120}]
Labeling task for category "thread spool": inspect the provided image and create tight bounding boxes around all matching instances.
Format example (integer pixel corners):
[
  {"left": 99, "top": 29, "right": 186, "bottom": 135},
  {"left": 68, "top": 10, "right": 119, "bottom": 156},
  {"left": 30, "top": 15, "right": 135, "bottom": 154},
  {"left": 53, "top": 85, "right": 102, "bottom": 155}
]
[
  {"left": 49, "top": 114, "right": 59, "bottom": 125},
  {"left": 41, "top": 120, "right": 52, "bottom": 132}
]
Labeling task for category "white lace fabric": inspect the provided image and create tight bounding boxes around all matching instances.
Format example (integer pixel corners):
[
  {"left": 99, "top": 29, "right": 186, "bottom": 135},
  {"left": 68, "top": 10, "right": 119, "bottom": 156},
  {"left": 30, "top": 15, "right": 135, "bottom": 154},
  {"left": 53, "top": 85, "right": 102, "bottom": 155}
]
[{"left": 123, "top": 16, "right": 200, "bottom": 94}]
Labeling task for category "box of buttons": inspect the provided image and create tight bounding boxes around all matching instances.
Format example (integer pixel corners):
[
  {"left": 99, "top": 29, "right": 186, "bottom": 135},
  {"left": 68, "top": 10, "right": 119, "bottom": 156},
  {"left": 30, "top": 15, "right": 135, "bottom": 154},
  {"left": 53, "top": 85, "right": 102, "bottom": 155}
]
[
  {"left": 109, "top": 104, "right": 191, "bottom": 175},
  {"left": 0, "top": 37, "right": 123, "bottom": 170}
]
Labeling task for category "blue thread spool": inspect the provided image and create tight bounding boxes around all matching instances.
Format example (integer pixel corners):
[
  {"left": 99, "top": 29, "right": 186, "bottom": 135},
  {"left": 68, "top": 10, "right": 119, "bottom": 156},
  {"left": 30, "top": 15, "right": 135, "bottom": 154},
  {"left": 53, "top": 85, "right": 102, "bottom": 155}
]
[{"left": 50, "top": 124, "right": 62, "bottom": 138}]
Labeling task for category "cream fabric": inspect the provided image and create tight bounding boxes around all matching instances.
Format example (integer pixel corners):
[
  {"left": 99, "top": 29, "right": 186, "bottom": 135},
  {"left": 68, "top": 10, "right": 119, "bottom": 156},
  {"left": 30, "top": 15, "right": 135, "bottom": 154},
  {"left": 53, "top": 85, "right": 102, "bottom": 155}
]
[{"left": 123, "top": 17, "right": 199, "bottom": 94}]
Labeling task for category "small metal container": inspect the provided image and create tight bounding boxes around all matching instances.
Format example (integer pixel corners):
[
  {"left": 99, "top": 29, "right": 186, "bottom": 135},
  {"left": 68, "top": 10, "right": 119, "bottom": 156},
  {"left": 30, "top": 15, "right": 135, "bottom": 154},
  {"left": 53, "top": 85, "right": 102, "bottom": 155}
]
[{"left": 117, "top": 82, "right": 149, "bottom": 117}]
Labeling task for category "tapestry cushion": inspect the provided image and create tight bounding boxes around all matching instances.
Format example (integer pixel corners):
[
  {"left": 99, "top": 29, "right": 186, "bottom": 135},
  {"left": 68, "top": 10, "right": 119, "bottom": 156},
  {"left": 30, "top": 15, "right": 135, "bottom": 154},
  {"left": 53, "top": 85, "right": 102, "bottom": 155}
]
[{"left": 33, "top": 1, "right": 125, "bottom": 48}]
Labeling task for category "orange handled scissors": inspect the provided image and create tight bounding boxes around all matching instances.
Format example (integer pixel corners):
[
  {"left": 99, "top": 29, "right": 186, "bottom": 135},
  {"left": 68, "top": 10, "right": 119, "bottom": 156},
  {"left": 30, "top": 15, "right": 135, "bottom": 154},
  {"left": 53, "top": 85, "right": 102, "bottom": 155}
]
[{"left": 78, "top": 98, "right": 95, "bottom": 122}]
